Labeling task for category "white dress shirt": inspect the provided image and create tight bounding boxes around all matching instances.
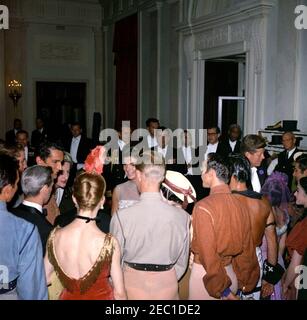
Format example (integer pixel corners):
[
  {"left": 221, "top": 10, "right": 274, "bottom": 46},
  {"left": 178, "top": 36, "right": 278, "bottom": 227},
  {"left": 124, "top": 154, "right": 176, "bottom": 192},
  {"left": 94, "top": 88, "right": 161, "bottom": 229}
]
[
  {"left": 182, "top": 146, "right": 193, "bottom": 175},
  {"left": 251, "top": 167, "right": 261, "bottom": 193},
  {"left": 147, "top": 135, "right": 158, "bottom": 148},
  {"left": 118, "top": 139, "right": 126, "bottom": 152},
  {"left": 22, "top": 200, "right": 43, "bottom": 214},
  {"left": 24, "top": 146, "right": 28, "bottom": 162},
  {"left": 287, "top": 148, "right": 296, "bottom": 159},
  {"left": 70, "top": 135, "right": 81, "bottom": 164},
  {"left": 205, "top": 142, "right": 218, "bottom": 160},
  {"left": 55, "top": 188, "right": 64, "bottom": 207},
  {"left": 157, "top": 145, "right": 168, "bottom": 159},
  {"left": 229, "top": 140, "right": 237, "bottom": 152}
]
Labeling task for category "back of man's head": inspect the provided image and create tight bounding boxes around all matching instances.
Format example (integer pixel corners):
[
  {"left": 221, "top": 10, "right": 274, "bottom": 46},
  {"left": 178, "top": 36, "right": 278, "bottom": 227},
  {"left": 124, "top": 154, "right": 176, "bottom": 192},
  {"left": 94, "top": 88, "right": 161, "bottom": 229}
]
[
  {"left": 206, "top": 153, "right": 230, "bottom": 184},
  {"left": 228, "top": 154, "right": 251, "bottom": 183},
  {"left": 0, "top": 154, "right": 19, "bottom": 194},
  {"left": 21, "top": 165, "right": 53, "bottom": 197},
  {"left": 135, "top": 151, "right": 165, "bottom": 184}
]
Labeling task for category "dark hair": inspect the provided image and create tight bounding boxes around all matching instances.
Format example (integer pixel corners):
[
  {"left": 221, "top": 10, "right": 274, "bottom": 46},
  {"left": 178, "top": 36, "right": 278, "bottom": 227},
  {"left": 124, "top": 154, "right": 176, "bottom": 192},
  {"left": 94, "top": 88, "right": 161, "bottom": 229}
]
[
  {"left": 16, "top": 130, "right": 29, "bottom": 138},
  {"left": 206, "top": 153, "right": 230, "bottom": 183},
  {"left": 299, "top": 177, "right": 307, "bottom": 195},
  {"left": 228, "top": 154, "right": 251, "bottom": 183},
  {"left": 146, "top": 118, "right": 159, "bottom": 127},
  {"left": 241, "top": 134, "right": 266, "bottom": 154},
  {"left": 0, "top": 154, "right": 19, "bottom": 193},
  {"left": 13, "top": 118, "right": 22, "bottom": 125},
  {"left": 71, "top": 122, "right": 82, "bottom": 128},
  {"left": 296, "top": 154, "right": 307, "bottom": 173},
  {"left": 207, "top": 126, "right": 221, "bottom": 134},
  {"left": 36, "top": 142, "right": 64, "bottom": 160}
]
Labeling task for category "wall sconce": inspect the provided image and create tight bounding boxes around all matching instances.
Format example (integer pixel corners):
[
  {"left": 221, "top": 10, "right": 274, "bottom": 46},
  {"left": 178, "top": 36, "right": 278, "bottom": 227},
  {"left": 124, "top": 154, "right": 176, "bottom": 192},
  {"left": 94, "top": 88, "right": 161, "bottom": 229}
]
[{"left": 8, "top": 80, "right": 22, "bottom": 108}]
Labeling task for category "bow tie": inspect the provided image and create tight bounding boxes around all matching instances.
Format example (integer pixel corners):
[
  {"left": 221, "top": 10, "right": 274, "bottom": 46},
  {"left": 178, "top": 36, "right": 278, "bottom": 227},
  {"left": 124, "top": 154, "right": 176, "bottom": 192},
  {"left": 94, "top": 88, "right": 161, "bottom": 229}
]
[{"left": 41, "top": 208, "right": 48, "bottom": 217}]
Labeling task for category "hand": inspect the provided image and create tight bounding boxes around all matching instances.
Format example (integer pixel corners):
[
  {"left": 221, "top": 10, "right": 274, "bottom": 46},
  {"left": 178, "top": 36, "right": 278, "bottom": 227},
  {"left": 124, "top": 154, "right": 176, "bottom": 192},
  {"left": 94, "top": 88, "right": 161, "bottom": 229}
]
[{"left": 261, "top": 280, "right": 274, "bottom": 298}]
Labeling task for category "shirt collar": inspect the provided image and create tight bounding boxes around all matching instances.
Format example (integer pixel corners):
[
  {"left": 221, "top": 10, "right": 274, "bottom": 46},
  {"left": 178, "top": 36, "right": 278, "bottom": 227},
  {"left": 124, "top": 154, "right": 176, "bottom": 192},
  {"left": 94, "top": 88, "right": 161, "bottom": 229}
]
[
  {"left": 0, "top": 201, "right": 7, "bottom": 210},
  {"left": 140, "top": 192, "right": 162, "bottom": 200},
  {"left": 22, "top": 200, "right": 43, "bottom": 213},
  {"left": 118, "top": 139, "right": 126, "bottom": 151},
  {"left": 72, "top": 135, "right": 81, "bottom": 141}
]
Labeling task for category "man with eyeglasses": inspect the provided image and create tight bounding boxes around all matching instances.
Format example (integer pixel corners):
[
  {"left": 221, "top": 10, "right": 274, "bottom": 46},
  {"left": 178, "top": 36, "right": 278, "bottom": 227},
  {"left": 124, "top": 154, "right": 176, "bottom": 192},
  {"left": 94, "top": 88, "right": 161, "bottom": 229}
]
[{"left": 204, "top": 126, "right": 227, "bottom": 160}]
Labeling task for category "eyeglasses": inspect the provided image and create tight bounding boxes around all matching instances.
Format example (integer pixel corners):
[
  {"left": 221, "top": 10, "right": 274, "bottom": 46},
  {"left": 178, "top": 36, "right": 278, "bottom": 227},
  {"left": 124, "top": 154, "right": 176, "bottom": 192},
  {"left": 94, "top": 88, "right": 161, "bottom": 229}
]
[{"left": 207, "top": 132, "right": 218, "bottom": 136}]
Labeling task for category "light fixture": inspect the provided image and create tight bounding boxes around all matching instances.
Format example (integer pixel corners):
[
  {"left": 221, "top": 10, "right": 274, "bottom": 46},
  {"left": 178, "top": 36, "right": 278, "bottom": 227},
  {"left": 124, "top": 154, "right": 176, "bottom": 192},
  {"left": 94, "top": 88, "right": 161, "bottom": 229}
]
[{"left": 8, "top": 80, "right": 22, "bottom": 108}]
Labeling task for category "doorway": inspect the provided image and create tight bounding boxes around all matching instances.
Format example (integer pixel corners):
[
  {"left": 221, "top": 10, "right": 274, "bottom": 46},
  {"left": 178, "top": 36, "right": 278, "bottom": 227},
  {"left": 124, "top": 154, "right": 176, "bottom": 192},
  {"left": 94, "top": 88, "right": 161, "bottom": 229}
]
[
  {"left": 204, "top": 54, "right": 246, "bottom": 139},
  {"left": 36, "top": 81, "right": 86, "bottom": 142}
]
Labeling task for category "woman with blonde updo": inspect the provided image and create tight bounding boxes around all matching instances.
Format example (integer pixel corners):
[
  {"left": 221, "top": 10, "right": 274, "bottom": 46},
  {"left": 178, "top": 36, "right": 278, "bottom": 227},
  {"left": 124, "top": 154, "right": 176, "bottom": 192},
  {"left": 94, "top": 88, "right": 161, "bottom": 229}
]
[{"left": 44, "top": 171, "right": 127, "bottom": 300}]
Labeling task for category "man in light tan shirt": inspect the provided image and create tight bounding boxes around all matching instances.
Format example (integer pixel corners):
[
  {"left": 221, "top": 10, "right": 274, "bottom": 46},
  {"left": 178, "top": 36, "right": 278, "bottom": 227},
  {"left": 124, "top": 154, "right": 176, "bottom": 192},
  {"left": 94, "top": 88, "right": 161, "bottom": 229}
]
[{"left": 110, "top": 151, "right": 190, "bottom": 300}]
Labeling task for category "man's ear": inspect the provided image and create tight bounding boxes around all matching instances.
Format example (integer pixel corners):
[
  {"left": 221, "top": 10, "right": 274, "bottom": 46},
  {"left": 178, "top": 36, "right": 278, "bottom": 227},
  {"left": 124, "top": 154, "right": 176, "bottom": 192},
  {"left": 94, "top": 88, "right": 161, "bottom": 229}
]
[{"left": 1, "top": 184, "right": 13, "bottom": 202}]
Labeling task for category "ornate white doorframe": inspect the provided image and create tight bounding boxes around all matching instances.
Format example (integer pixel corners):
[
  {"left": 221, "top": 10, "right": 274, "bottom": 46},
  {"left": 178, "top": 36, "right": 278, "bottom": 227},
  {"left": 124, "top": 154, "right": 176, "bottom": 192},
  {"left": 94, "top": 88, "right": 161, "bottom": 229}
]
[{"left": 177, "top": 0, "right": 276, "bottom": 133}]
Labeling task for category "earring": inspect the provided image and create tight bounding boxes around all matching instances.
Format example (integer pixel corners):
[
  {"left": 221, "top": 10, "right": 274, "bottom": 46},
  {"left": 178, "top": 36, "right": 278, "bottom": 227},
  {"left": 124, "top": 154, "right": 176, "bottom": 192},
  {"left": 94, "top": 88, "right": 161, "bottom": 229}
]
[{"left": 100, "top": 204, "right": 104, "bottom": 210}]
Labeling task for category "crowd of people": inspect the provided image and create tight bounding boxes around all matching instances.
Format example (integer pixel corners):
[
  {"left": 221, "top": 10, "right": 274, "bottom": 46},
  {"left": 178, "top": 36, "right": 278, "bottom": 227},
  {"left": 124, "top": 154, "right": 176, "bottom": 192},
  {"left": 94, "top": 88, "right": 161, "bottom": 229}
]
[{"left": 0, "top": 117, "right": 306, "bottom": 300}]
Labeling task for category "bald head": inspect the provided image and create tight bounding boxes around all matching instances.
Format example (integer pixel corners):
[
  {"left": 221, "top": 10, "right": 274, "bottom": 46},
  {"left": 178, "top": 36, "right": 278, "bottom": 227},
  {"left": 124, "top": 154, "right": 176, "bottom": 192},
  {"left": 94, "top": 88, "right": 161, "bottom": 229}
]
[{"left": 282, "top": 132, "right": 296, "bottom": 151}]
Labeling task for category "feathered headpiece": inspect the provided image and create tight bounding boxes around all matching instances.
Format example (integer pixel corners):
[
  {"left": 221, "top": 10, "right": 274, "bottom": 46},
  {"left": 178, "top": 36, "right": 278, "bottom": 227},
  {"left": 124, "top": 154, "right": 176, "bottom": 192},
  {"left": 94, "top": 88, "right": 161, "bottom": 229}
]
[{"left": 84, "top": 146, "right": 106, "bottom": 175}]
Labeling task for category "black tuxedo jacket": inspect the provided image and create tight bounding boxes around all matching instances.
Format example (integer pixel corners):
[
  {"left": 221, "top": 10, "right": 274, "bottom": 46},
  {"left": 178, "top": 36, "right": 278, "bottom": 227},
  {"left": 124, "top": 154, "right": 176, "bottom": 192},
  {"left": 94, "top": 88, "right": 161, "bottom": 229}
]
[
  {"left": 11, "top": 204, "right": 53, "bottom": 255},
  {"left": 103, "top": 145, "right": 128, "bottom": 194},
  {"left": 31, "top": 128, "right": 48, "bottom": 149},
  {"left": 275, "top": 148, "right": 300, "bottom": 189},
  {"left": 219, "top": 140, "right": 241, "bottom": 158},
  {"left": 64, "top": 135, "right": 92, "bottom": 164},
  {"left": 5, "top": 129, "right": 17, "bottom": 145},
  {"left": 58, "top": 187, "right": 75, "bottom": 215}
]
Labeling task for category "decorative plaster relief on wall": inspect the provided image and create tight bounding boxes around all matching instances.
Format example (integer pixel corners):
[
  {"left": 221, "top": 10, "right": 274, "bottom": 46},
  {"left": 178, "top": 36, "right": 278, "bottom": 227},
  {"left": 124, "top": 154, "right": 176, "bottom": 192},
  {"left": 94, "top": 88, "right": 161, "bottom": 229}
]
[
  {"left": 34, "top": 35, "right": 89, "bottom": 67},
  {"left": 40, "top": 42, "right": 81, "bottom": 61}
]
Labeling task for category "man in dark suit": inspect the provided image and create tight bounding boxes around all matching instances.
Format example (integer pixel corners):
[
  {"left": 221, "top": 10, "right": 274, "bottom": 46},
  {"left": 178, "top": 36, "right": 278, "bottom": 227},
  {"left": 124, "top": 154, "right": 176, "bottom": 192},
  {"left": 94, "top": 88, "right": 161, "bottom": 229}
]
[
  {"left": 103, "top": 124, "right": 131, "bottom": 197},
  {"left": 220, "top": 124, "right": 242, "bottom": 157},
  {"left": 176, "top": 130, "right": 208, "bottom": 211},
  {"left": 63, "top": 122, "right": 92, "bottom": 186},
  {"left": 16, "top": 130, "right": 36, "bottom": 167},
  {"left": 274, "top": 132, "right": 300, "bottom": 190},
  {"left": 152, "top": 126, "right": 185, "bottom": 173},
  {"left": 31, "top": 118, "right": 48, "bottom": 151},
  {"left": 241, "top": 134, "right": 268, "bottom": 192},
  {"left": 11, "top": 165, "right": 54, "bottom": 255},
  {"left": 204, "top": 126, "right": 228, "bottom": 160},
  {"left": 5, "top": 118, "right": 22, "bottom": 146}
]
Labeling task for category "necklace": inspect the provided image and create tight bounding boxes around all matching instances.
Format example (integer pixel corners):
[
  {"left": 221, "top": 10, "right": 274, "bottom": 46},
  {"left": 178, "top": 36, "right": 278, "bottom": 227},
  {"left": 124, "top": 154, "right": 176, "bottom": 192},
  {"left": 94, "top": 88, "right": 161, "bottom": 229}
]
[{"left": 75, "top": 215, "right": 99, "bottom": 223}]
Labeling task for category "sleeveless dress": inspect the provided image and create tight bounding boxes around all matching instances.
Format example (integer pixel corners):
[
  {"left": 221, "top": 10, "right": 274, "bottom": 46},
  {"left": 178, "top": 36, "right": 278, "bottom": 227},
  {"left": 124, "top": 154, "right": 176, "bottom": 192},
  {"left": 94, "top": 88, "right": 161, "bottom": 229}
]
[
  {"left": 47, "top": 227, "right": 115, "bottom": 300},
  {"left": 117, "top": 180, "right": 140, "bottom": 210}
]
